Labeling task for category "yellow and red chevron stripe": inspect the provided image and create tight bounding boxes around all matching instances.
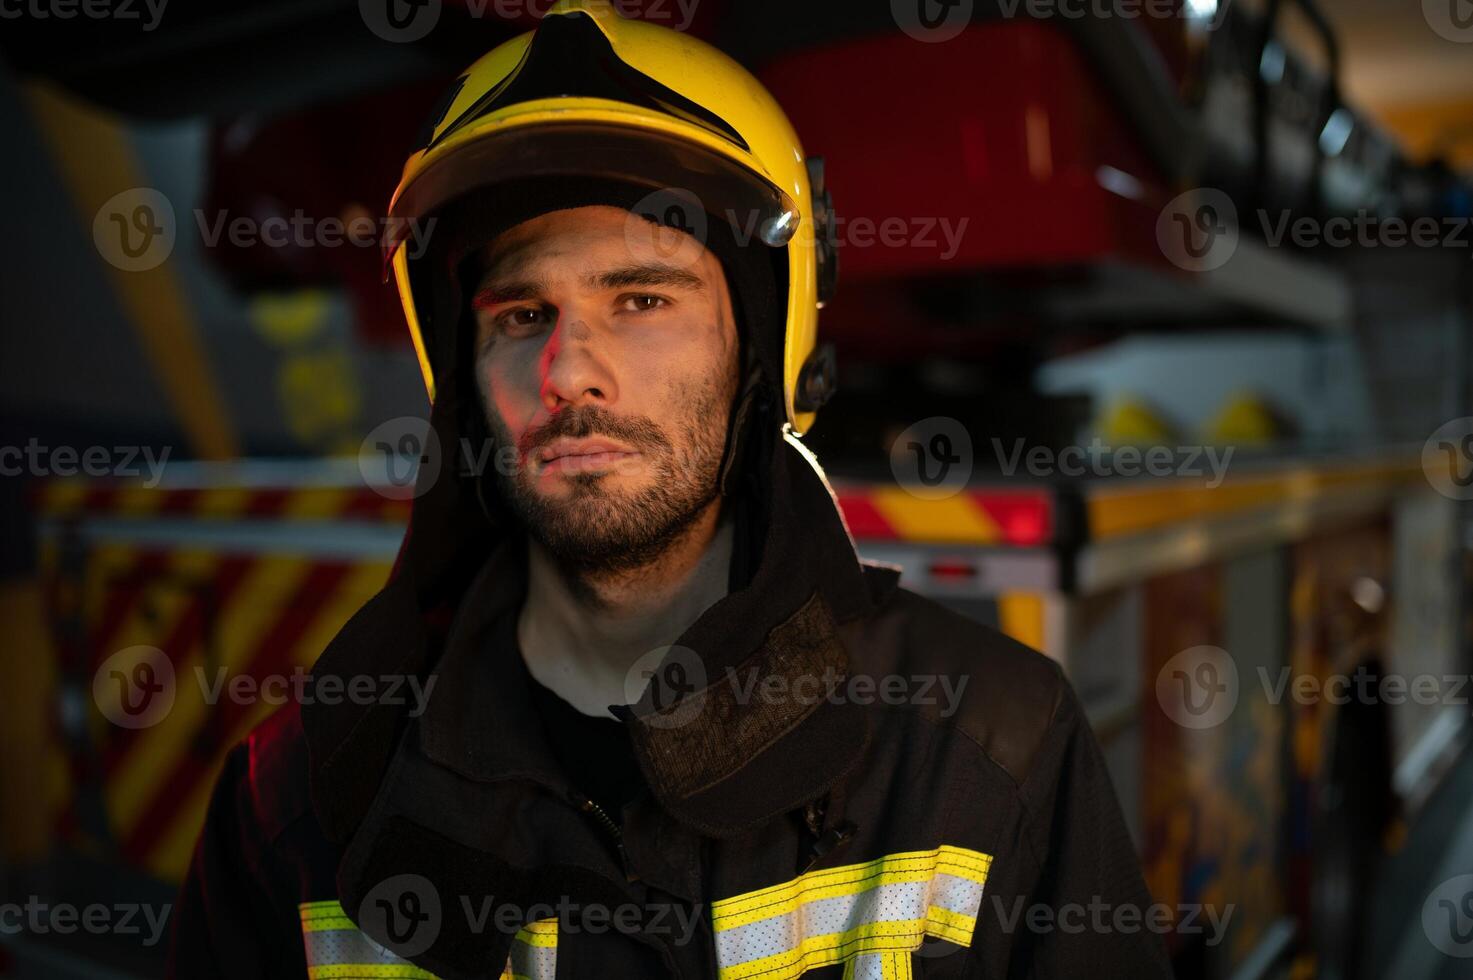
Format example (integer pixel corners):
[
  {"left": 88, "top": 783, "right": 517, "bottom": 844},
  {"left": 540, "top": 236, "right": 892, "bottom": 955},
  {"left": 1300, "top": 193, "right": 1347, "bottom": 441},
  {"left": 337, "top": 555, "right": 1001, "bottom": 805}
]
[
  {"left": 33, "top": 480, "right": 410, "bottom": 524},
  {"left": 833, "top": 486, "right": 1053, "bottom": 547},
  {"left": 36, "top": 481, "right": 395, "bottom": 882}
]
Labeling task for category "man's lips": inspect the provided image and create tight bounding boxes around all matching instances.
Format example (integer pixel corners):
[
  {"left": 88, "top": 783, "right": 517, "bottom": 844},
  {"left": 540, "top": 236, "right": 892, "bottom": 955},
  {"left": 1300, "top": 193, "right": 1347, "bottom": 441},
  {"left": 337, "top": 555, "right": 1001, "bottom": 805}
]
[{"left": 533, "top": 437, "right": 641, "bottom": 475}]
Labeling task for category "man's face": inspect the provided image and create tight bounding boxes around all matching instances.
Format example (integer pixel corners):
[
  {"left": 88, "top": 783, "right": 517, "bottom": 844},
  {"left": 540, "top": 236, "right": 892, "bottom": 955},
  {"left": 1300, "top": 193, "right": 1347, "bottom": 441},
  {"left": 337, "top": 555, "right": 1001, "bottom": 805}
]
[{"left": 470, "top": 205, "right": 740, "bottom": 572}]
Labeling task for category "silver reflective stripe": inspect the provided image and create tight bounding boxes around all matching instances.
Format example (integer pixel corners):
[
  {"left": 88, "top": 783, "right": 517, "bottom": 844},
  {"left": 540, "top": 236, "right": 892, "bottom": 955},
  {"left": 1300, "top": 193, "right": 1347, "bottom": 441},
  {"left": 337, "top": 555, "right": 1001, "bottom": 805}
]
[
  {"left": 843, "top": 951, "right": 912, "bottom": 980},
  {"left": 505, "top": 922, "right": 559, "bottom": 980},
  {"left": 302, "top": 926, "right": 434, "bottom": 975},
  {"left": 714, "top": 877, "right": 983, "bottom": 969},
  {"left": 931, "top": 871, "right": 988, "bottom": 918},
  {"left": 710, "top": 845, "right": 993, "bottom": 980}
]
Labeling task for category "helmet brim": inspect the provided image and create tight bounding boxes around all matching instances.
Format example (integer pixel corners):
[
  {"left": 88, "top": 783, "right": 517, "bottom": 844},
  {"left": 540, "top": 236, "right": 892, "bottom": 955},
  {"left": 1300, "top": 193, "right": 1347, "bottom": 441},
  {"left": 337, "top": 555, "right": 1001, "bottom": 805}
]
[{"left": 382, "top": 121, "right": 800, "bottom": 282}]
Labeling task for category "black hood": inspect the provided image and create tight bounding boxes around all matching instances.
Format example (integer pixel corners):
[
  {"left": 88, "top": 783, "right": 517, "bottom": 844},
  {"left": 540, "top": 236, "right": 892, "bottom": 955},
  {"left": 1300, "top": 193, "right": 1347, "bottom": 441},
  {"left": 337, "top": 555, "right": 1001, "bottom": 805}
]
[{"left": 302, "top": 181, "right": 896, "bottom": 843}]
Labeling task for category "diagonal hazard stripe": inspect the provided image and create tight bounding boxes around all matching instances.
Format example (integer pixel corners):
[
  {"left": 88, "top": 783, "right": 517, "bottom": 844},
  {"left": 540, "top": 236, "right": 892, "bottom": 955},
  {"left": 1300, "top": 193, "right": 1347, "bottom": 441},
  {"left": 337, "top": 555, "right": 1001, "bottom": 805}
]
[
  {"left": 144, "top": 698, "right": 272, "bottom": 883},
  {"left": 282, "top": 487, "right": 351, "bottom": 520},
  {"left": 143, "top": 742, "right": 224, "bottom": 883},
  {"left": 35, "top": 478, "right": 91, "bottom": 518},
  {"left": 102, "top": 552, "right": 255, "bottom": 819},
  {"left": 973, "top": 494, "right": 1052, "bottom": 546},
  {"left": 55, "top": 486, "right": 394, "bottom": 877},
  {"left": 190, "top": 486, "right": 254, "bottom": 519},
  {"left": 340, "top": 488, "right": 408, "bottom": 522},
  {"left": 835, "top": 492, "right": 898, "bottom": 540},
  {"left": 868, "top": 487, "right": 999, "bottom": 545},
  {"left": 142, "top": 560, "right": 377, "bottom": 880},
  {"left": 88, "top": 548, "right": 170, "bottom": 668},
  {"left": 103, "top": 552, "right": 308, "bottom": 842},
  {"left": 291, "top": 560, "right": 393, "bottom": 670},
  {"left": 125, "top": 562, "right": 353, "bottom": 863}
]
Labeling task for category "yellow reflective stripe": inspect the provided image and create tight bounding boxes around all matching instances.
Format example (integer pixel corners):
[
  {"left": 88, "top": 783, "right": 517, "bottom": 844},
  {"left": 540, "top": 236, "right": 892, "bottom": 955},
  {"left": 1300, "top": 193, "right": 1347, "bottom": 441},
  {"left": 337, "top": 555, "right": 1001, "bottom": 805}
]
[
  {"left": 298, "top": 900, "right": 556, "bottom": 980},
  {"left": 925, "top": 906, "right": 977, "bottom": 945},
  {"left": 308, "top": 966, "right": 438, "bottom": 979},
  {"left": 299, "top": 900, "right": 356, "bottom": 933},
  {"left": 300, "top": 913, "right": 358, "bottom": 933},
  {"left": 515, "top": 920, "right": 559, "bottom": 948},
  {"left": 712, "top": 846, "right": 990, "bottom": 925}
]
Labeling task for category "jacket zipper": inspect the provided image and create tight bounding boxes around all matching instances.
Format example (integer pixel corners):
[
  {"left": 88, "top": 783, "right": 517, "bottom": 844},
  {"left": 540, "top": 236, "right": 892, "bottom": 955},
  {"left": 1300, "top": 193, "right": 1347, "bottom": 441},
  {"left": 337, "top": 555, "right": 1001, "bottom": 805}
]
[{"left": 573, "top": 792, "right": 640, "bottom": 883}]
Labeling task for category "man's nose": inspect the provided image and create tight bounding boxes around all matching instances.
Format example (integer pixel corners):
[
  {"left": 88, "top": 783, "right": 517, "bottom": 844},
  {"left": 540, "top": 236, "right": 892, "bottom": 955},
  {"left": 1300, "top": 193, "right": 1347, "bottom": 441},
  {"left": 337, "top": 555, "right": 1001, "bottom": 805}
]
[{"left": 539, "top": 313, "right": 617, "bottom": 411}]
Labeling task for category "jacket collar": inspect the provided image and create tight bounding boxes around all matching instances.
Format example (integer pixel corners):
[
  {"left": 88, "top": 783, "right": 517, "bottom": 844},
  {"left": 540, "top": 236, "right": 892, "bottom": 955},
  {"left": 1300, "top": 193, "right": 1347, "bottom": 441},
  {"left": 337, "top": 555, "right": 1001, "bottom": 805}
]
[{"left": 303, "top": 432, "right": 897, "bottom": 844}]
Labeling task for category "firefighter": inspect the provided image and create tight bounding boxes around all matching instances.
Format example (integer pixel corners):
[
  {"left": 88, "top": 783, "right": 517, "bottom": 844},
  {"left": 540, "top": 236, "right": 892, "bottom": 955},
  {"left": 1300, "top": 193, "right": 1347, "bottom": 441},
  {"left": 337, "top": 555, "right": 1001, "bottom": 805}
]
[{"left": 169, "top": 3, "right": 1169, "bottom": 977}]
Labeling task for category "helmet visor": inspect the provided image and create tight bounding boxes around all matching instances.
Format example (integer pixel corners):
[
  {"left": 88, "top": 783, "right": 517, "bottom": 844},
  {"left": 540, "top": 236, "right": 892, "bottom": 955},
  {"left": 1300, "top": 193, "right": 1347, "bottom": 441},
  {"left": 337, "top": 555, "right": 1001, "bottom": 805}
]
[{"left": 382, "top": 122, "right": 801, "bottom": 278}]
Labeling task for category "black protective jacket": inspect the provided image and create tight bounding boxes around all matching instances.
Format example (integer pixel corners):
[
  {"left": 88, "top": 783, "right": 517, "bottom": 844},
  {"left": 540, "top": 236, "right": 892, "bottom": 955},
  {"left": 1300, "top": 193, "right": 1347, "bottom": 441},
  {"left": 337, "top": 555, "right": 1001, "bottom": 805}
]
[{"left": 168, "top": 435, "right": 1171, "bottom": 980}]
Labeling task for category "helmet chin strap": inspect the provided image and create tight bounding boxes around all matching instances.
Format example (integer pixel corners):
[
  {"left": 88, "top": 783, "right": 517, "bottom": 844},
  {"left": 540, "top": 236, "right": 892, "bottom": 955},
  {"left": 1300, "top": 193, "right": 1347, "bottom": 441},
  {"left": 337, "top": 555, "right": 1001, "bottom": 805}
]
[{"left": 716, "top": 360, "right": 771, "bottom": 500}]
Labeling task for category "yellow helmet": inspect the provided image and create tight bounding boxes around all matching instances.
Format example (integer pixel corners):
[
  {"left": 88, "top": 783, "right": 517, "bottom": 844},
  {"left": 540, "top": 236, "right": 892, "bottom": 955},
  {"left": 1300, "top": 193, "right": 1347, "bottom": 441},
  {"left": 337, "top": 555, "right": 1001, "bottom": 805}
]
[{"left": 383, "top": 0, "right": 837, "bottom": 433}]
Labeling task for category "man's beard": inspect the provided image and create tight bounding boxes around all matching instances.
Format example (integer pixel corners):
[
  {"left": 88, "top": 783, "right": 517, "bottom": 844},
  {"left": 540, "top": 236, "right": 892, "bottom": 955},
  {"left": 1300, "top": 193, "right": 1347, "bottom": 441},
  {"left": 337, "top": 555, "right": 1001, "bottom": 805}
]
[{"left": 485, "top": 381, "right": 732, "bottom": 577}]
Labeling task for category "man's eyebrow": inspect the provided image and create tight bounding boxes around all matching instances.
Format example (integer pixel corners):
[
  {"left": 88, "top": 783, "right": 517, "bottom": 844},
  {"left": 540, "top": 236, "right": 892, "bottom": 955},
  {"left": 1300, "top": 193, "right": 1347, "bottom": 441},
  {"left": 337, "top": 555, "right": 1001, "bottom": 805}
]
[
  {"left": 470, "top": 277, "right": 550, "bottom": 311},
  {"left": 586, "top": 264, "right": 706, "bottom": 292}
]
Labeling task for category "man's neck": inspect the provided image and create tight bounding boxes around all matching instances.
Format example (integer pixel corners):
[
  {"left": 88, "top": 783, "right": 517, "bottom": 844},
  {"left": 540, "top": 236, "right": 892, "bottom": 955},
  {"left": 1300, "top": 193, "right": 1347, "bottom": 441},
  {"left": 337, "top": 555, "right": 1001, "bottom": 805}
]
[{"left": 517, "top": 503, "right": 733, "bottom": 717}]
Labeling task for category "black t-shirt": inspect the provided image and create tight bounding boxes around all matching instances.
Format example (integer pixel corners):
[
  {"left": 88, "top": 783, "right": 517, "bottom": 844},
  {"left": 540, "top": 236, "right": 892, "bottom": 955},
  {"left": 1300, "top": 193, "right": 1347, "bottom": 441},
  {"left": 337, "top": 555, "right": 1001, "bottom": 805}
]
[{"left": 522, "top": 645, "right": 645, "bottom": 817}]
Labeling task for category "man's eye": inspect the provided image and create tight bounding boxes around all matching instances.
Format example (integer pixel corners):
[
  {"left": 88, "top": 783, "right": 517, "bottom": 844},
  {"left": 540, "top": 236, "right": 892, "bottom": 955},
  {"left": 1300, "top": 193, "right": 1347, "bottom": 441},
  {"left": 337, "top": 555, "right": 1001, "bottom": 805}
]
[
  {"left": 495, "top": 307, "right": 550, "bottom": 336},
  {"left": 621, "top": 294, "right": 669, "bottom": 313}
]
